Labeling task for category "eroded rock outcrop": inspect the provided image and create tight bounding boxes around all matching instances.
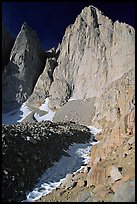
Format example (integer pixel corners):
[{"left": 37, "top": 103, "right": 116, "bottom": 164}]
[
  {"left": 2, "top": 22, "right": 46, "bottom": 113},
  {"left": 82, "top": 100, "right": 135, "bottom": 202}
]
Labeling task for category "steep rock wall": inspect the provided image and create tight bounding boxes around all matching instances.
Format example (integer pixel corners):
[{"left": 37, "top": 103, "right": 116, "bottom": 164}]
[
  {"left": 2, "top": 22, "right": 46, "bottom": 113},
  {"left": 48, "top": 6, "right": 135, "bottom": 110},
  {"left": 26, "top": 48, "right": 59, "bottom": 110}
]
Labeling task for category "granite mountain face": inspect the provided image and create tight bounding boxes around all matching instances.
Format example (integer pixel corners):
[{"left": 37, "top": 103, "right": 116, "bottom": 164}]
[
  {"left": 2, "top": 22, "right": 46, "bottom": 112},
  {"left": 48, "top": 6, "right": 134, "bottom": 111},
  {"left": 2, "top": 5, "right": 135, "bottom": 202},
  {"left": 2, "top": 5, "right": 135, "bottom": 120}
]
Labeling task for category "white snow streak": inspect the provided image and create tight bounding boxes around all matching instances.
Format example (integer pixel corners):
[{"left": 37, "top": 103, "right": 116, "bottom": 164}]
[
  {"left": 2, "top": 102, "right": 31, "bottom": 125},
  {"left": 17, "top": 103, "right": 31, "bottom": 122},
  {"left": 39, "top": 98, "right": 50, "bottom": 112},
  {"left": 2, "top": 98, "right": 55, "bottom": 125},
  {"left": 34, "top": 98, "right": 55, "bottom": 122},
  {"left": 23, "top": 127, "right": 101, "bottom": 202},
  {"left": 2, "top": 98, "right": 102, "bottom": 202},
  {"left": 87, "top": 125, "right": 102, "bottom": 136}
]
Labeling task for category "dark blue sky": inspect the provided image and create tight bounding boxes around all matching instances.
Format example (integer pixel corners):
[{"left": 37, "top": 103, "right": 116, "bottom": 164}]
[{"left": 2, "top": 2, "right": 135, "bottom": 51}]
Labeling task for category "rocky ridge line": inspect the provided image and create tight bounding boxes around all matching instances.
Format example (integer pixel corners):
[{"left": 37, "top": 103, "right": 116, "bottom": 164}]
[
  {"left": 2, "top": 22, "right": 47, "bottom": 113},
  {"left": 47, "top": 5, "right": 134, "bottom": 110}
]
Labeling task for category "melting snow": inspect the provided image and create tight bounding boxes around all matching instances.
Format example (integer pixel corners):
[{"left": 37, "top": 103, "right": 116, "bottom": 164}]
[
  {"left": 23, "top": 127, "right": 101, "bottom": 202},
  {"left": 2, "top": 102, "right": 31, "bottom": 125},
  {"left": 34, "top": 98, "right": 55, "bottom": 122},
  {"left": 17, "top": 103, "right": 31, "bottom": 122},
  {"left": 87, "top": 125, "right": 102, "bottom": 136},
  {"left": 2, "top": 98, "right": 55, "bottom": 125},
  {"left": 2, "top": 98, "right": 102, "bottom": 202},
  {"left": 34, "top": 111, "right": 55, "bottom": 122},
  {"left": 39, "top": 98, "right": 49, "bottom": 112}
]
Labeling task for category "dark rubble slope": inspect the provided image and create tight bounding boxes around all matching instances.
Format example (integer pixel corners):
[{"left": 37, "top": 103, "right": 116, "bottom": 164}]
[{"left": 2, "top": 120, "right": 94, "bottom": 202}]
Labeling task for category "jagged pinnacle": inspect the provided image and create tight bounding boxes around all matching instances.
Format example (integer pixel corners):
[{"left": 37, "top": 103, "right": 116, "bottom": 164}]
[{"left": 21, "top": 22, "right": 32, "bottom": 31}]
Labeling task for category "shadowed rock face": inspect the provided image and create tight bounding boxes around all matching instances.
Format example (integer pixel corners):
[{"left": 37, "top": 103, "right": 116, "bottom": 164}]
[
  {"left": 2, "top": 25, "right": 14, "bottom": 70},
  {"left": 2, "top": 5, "right": 135, "bottom": 120},
  {"left": 2, "top": 121, "right": 93, "bottom": 202},
  {"left": 2, "top": 22, "right": 46, "bottom": 113},
  {"left": 26, "top": 48, "right": 59, "bottom": 110},
  {"left": 17, "top": 5, "right": 134, "bottom": 115}
]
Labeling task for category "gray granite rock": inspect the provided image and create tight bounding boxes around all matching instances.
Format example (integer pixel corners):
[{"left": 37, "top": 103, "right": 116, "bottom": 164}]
[
  {"left": 48, "top": 5, "right": 134, "bottom": 111},
  {"left": 68, "top": 190, "right": 92, "bottom": 202},
  {"left": 2, "top": 22, "right": 46, "bottom": 113},
  {"left": 53, "top": 98, "right": 96, "bottom": 125},
  {"left": 110, "top": 166, "right": 122, "bottom": 181},
  {"left": 76, "top": 191, "right": 91, "bottom": 202},
  {"left": 112, "top": 178, "right": 135, "bottom": 202},
  {"left": 26, "top": 49, "right": 58, "bottom": 110}
]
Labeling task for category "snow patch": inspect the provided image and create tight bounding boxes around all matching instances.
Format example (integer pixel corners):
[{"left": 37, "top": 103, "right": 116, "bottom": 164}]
[
  {"left": 2, "top": 98, "right": 55, "bottom": 125},
  {"left": 23, "top": 126, "right": 101, "bottom": 202},
  {"left": 39, "top": 98, "right": 49, "bottom": 112},
  {"left": 17, "top": 103, "right": 31, "bottom": 122},
  {"left": 34, "top": 98, "right": 55, "bottom": 122},
  {"left": 87, "top": 125, "right": 102, "bottom": 136},
  {"left": 2, "top": 102, "right": 31, "bottom": 125},
  {"left": 68, "top": 98, "right": 77, "bottom": 101},
  {"left": 34, "top": 111, "right": 55, "bottom": 122}
]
